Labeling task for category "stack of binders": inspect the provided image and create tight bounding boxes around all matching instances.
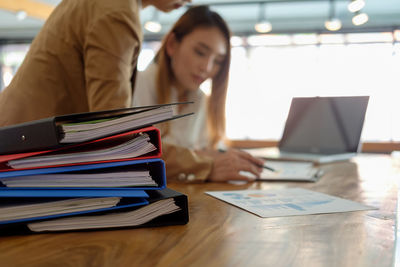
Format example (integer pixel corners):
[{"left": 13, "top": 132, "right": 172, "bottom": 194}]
[{"left": 0, "top": 103, "right": 190, "bottom": 235}]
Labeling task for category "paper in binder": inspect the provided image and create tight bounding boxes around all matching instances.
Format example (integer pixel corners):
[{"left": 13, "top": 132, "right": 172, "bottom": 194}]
[
  {"left": 0, "top": 188, "right": 188, "bottom": 235},
  {"left": 0, "top": 158, "right": 167, "bottom": 197},
  {"left": 0, "top": 102, "right": 193, "bottom": 154},
  {"left": 0, "top": 126, "right": 162, "bottom": 171}
]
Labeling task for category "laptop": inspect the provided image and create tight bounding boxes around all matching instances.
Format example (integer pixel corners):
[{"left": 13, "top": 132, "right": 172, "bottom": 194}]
[{"left": 248, "top": 96, "right": 369, "bottom": 164}]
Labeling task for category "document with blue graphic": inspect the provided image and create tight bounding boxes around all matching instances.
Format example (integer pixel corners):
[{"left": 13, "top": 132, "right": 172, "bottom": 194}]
[{"left": 206, "top": 188, "right": 375, "bottom": 218}]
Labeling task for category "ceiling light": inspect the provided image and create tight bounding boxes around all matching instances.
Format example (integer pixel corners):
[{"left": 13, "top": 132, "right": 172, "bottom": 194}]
[
  {"left": 255, "top": 3, "right": 272, "bottom": 33},
  {"left": 352, "top": 12, "right": 369, "bottom": 26},
  {"left": 325, "top": 0, "right": 341, "bottom": 31},
  {"left": 348, "top": 0, "right": 365, "bottom": 13},
  {"left": 16, "top": 10, "right": 27, "bottom": 21},
  {"left": 325, "top": 19, "right": 342, "bottom": 31},
  {"left": 255, "top": 21, "right": 272, "bottom": 33},
  {"left": 144, "top": 21, "right": 161, "bottom": 33},
  {"left": 144, "top": 9, "right": 161, "bottom": 33}
]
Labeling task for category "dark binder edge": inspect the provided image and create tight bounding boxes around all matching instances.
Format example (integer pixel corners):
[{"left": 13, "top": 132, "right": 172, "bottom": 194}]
[
  {"left": 142, "top": 188, "right": 189, "bottom": 227},
  {"left": 59, "top": 112, "right": 194, "bottom": 145},
  {"left": 0, "top": 188, "right": 188, "bottom": 236},
  {"left": 56, "top": 101, "right": 194, "bottom": 123},
  {"left": 0, "top": 102, "right": 193, "bottom": 155},
  {"left": 0, "top": 117, "right": 61, "bottom": 155}
]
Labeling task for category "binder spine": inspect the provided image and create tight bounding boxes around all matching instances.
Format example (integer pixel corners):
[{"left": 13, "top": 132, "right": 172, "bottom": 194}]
[
  {"left": 147, "top": 127, "right": 162, "bottom": 156},
  {"left": 0, "top": 118, "right": 60, "bottom": 154},
  {"left": 148, "top": 159, "right": 167, "bottom": 189}
]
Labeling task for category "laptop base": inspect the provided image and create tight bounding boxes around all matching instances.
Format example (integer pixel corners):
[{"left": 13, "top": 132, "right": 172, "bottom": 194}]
[{"left": 244, "top": 147, "right": 356, "bottom": 164}]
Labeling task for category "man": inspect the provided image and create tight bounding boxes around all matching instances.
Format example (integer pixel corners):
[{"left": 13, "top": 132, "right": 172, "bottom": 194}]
[{"left": 0, "top": 0, "right": 189, "bottom": 127}]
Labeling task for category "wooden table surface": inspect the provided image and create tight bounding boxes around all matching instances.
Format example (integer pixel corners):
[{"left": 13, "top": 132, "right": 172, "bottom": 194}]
[{"left": 0, "top": 154, "right": 398, "bottom": 267}]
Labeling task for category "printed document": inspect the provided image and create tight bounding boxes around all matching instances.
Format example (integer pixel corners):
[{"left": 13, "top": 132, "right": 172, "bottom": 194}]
[
  {"left": 206, "top": 188, "right": 375, "bottom": 218},
  {"left": 241, "top": 161, "right": 323, "bottom": 182}
]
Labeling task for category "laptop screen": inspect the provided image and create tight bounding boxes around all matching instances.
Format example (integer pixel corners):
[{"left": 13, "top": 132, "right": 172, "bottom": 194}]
[{"left": 279, "top": 96, "right": 369, "bottom": 154}]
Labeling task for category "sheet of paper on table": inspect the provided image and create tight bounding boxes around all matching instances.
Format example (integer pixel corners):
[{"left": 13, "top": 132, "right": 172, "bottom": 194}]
[
  {"left": 206, "top": 188, "right": 376, "bottom": 218},
  {"left": 240, "top": 161, "right": 324, "bottom": 182}
]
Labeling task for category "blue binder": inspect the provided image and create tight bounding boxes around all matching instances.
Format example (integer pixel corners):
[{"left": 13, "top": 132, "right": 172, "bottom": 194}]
[{"left": 0, "top": 158, "right": 166, "bottom": 197}]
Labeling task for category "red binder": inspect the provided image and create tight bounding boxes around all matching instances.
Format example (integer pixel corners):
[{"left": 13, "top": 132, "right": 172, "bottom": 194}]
[{"left": 0, "top": 126, "right": 161, "bottom": 172}]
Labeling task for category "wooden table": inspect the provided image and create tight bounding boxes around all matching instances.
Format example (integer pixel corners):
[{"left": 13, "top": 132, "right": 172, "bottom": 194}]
[{"left": 0, "top": 154, "right": 398, "bottom": 267}]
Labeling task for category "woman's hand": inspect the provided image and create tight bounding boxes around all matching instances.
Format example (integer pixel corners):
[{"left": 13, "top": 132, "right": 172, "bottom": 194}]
[{"left": 198, "top": 149, "right": 265, "bottom": 182}]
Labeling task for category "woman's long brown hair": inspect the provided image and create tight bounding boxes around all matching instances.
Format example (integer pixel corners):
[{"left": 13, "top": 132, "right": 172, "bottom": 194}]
[{"left": 154, "top": 5, "right": 231, "bottom": 148}]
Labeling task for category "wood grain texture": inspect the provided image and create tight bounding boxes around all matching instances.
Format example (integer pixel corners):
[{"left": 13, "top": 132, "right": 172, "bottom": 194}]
[{"left": 0, "top": 154, "right": 398, "bottom": 267}]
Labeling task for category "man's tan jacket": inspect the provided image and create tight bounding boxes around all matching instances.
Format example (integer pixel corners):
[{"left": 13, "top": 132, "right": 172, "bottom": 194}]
[{"left": 0, "top": 0, "right": 212, "bottom": 182}]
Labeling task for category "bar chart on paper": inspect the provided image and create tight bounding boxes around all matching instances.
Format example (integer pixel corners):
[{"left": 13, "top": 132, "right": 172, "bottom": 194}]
[{"left": 206, "top": 188, "right": 376, "bottom": 218}]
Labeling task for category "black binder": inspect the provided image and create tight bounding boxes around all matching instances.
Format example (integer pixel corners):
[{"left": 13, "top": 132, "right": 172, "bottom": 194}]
[
  {"left": 0, "top": 102, "right": 193, "bottom": 155},
  {"left": 0, "top": 188, "right": 188, "bottom": 235}
]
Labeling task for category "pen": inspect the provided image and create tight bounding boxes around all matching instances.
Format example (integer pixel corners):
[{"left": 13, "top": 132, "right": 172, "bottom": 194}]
[
  {"left": 258, "top": 164, "right": 277, "bottom": 172},
  {"left": 218, "top": 148, "right": 277, "bottom": 172}
]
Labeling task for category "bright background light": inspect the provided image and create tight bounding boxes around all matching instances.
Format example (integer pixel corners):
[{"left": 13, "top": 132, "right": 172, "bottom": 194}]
[
  {"left": 352, "top": 13, "right": 369, "bottom": 26},
  {"left": 1, "top": 33, "right": 400, "bottom": 142},
  {"left": 254, "top": 21, "right": 272, "bottom": 33}
]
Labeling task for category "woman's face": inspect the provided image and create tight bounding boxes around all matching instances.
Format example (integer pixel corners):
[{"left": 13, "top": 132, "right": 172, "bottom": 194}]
[{"left": 167, "top": 27, "right": 228, "bottom": 92}]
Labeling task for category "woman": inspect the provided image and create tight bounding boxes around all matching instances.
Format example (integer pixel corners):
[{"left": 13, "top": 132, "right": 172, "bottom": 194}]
[
  {"left": 134, "top": 5, "right": 264, "bottom": 182},
  {"left": 0, "top": 0, "right": 189, "bottom": 127}
]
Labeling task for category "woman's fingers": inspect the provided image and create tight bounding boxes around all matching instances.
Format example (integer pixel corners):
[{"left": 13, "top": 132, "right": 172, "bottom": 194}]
[
  {"left": 235, "top": 149, "right": 265, "bottom": 166},
  {"left": 207, "top": 152, "right": 263, "bottom": 182},
  {"left": 227, "top": 157, "right": 261, "bottom": 177}
]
